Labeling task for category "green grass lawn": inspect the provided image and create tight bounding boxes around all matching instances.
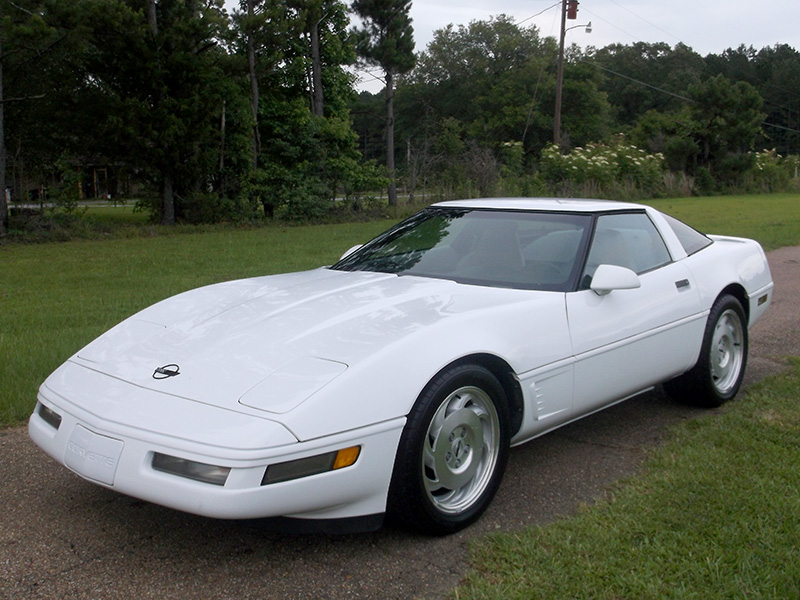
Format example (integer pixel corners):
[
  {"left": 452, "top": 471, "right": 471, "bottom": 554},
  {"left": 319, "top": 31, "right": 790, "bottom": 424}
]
[
  {"left": 645, "top": 192, "right": 800, "bottom": 251},
  {"left": 451, "top": 193, "right": 800, "bottom": 599},
  {"left": 2, "top": 193, "right": 799, "bottom": 597},
  {"left": 0, "top": 219, "right": 391, "bottom": 424},
  {"left": 2, "top": 193, "right": 798, "bottom": 425},
  {"left": 455, "top": 361, "right": 800, "bottom": 599}
]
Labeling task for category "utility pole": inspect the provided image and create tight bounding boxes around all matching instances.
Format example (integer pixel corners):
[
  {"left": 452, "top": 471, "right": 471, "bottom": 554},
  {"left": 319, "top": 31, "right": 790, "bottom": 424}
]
[
  {"left": 553, "top": 0, "right": 568, "bottom": 146},
  {"left": 553, "top": 1, "right": 590, "bottom": 146}
]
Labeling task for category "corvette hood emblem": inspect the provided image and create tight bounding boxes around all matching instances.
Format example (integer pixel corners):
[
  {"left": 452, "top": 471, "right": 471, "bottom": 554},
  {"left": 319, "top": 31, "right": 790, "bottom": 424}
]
[{"left": 153, "top": 364, "right": 180, "bottom": 379}]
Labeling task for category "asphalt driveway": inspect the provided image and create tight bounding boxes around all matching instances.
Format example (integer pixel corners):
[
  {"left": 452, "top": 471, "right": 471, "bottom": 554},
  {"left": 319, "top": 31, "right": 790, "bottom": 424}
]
[{"left": 1, "top": 246, "right": 797, "bottom": 600}]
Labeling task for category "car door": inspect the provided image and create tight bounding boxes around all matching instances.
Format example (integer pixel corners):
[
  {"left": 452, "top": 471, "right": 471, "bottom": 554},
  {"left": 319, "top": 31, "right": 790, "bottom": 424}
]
[{"left": 565, "top": 212, "right": 706, "bottom": 416}]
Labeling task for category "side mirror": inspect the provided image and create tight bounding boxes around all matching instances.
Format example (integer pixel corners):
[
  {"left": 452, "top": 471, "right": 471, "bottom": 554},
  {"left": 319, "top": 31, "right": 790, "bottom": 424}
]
[
  {"left": 340, "top": 244, "right": 362, "bottom": 261},
  {"left": 590, "top": 264, "right": 641, "bottom": 296}
]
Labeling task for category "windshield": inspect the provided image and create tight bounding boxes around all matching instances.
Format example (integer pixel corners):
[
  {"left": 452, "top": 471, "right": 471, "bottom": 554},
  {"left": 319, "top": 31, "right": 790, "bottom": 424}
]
[{"left": 331, "top": 208, "right": 592, "bottom": 291}]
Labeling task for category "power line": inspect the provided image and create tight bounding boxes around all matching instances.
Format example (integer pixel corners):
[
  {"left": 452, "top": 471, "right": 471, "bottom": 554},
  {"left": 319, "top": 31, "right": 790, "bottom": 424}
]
[
  {"left": 586, "top": 61, "right": 800, "bottom": 136},
  {"left": 605, "top": 0, "right": 683, "bottom": 45},
  {"left": 516, "top": 1, "right": 561, "bottom": 27},
  {"left": 588, "top": 61, "right": 693, "bottom": 102}
]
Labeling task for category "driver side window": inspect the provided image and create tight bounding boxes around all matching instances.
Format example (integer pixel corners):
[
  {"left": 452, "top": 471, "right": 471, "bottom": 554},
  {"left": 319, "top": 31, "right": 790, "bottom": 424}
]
[{"left": 581, "top": 213, "right": 671, "bottom": 288}]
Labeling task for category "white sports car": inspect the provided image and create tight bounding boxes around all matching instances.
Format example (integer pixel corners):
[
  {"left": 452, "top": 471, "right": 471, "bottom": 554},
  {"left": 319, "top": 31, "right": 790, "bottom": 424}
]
[{"left": 30, "top": 199, "right": 773, "bottom": 534}]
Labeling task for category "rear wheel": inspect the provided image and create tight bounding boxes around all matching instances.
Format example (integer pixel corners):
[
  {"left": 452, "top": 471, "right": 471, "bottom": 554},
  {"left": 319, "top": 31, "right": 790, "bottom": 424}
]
[
  {"left": 665, "top": 294, "right": 748, "bottom": 407},
  {"left": 388, "top": 364, "right": 510, "bottom": 535}
]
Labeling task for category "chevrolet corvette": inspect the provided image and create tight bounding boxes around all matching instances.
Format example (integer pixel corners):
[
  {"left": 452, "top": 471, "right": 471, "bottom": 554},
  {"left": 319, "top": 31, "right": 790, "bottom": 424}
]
[{"left": 29, "top": 198, "right": 773, "bottom": 534}]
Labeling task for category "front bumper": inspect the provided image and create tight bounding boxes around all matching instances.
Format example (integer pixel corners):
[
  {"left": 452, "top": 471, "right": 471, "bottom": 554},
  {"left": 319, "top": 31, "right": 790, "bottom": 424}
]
[{"left": 29, "top": 384, "right": 404, "bottom": 523}]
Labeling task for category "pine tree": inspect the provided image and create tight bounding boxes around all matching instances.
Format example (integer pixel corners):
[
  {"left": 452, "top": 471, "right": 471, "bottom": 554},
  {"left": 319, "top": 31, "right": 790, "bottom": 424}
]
[{"left": 351, "top": 0, "right": 415, "bottom": 206}]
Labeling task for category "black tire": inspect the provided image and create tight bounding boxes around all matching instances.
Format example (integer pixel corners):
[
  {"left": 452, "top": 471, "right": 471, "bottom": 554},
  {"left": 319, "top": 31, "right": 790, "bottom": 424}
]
[
  {"left": 387, "top": 363, "right": 511, "bottom": 535},
  {"left": 664, "top": 294, "right": 748, "bottom": 408}
]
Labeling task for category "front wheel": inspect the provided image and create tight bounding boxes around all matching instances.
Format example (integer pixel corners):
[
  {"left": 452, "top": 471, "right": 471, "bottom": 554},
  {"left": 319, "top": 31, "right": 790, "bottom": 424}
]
[
  {"left": 665, "top": 294, "right": 748, "bottom": 408},
  {"left": 388, "top": 364, "right": 510, "bottom": 535}
]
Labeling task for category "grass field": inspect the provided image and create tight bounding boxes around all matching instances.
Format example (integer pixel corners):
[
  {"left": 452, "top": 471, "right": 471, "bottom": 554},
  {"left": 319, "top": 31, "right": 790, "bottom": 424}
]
[
  {"left": 0, "top": 219, "right": 391, "bottom": 424},
  {"left": 451, "top": 193, "right": 800, "bottom": 598},
  {"left": 2, "top": 193, "right": 799, "bottom": 425},
  {"left": 455, "top": 360, "right": 800, "bottom": 599},
  {"left": 2, "top": 193, "right": 799, "bottom": 597},
  {"left": 646, "top": 192, "right": 800, "bottom": 251}
]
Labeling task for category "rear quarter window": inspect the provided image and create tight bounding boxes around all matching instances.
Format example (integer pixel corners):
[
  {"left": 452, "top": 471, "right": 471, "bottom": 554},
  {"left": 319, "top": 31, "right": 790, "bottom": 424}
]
[{"left": 662, "top": 213, "right": 713, "bottom": 255}]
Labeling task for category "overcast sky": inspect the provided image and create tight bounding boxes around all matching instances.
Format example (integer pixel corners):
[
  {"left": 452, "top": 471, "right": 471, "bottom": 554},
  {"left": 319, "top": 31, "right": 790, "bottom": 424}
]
[
  {"left": 410, "top": 0, "right": 800, "bottom": 55},
  {"left": 356, "top": 0, "right": 800, "bottom": 91}
]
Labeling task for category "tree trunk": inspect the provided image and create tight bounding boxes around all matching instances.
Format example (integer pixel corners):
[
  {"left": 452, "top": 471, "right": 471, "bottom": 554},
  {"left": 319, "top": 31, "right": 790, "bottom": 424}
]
[
  {"left": 247, "top": 0, "right": 260, "bottom": 169},
  {"left": 0, "top": 28, "right": 7, "bottom": 236},
  {"left": 160, "top": 171, "right": 175, "bottom": 225},
  {"left": 310, "top": 18, "right": 324, "bottom": 117},
  {"left": 146, "top": 0, "right": 158, "bottom": 37},
  {"left": 218, "top": 99, "right": 226, "bottom": 193},
  {"left": 147, "top": 0, "right": 175, "bottom": 225},
  {"left": 385, "top": 70, "right": 397, "bottom": 207}
]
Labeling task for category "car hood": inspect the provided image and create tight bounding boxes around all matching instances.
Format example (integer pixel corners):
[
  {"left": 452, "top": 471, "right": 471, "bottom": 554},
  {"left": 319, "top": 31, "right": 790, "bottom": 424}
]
[{"left": 67, "top": 268, "right": 532, "bottom": 416}]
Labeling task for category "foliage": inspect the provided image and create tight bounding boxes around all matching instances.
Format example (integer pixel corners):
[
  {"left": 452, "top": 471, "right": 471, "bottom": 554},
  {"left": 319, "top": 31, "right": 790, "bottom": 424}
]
[
  {"left": 629, "top": 74, "right": 767, "bottom": 193},
  {"left": 745, "top": 148, "right": 800, "bottom": 193},
  {"left": 705, "top": 44, "right": 800, "bottom": 157},
  {"left": 391, "top": 16, "right": 613, "bottom": 201},
  {"left": 594, "top": 42, "right": 705, "bottom": 127},
  {"left": 4, "top": 4, "right": 800, "bottom": 227},
  {"left": 351, "top": 0, "right": 415, "bottom": 77},
  {"left": 50, "top": 160, "right": 83, "bottom": 215},
  {"left": 72, "top": 0, "right": 237, "bottom": 224},
  {"left": 234, "top": 0, "right": 365, "bottom": 219},
  {"left": 538, "top": 138, "right": 665, "bottom": 199},
  {"left": 400, "top": 16, "right": 610, "bottom": 158},
  {"left": 631, "top": 108, "right": 699, "bottom": 172},
  {"left": 351, "top": 0, "right": 415, "bottom": 206},
  {"left": 688, "top": 75, "right": 765, "bottom": 166},
  {"left": 1, "top": 0, "right": 94, "bottom": 213}
]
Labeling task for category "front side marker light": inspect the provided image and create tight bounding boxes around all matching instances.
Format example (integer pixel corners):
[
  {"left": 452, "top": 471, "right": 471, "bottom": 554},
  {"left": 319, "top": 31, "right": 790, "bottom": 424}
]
[
  {"left": 261, "top": 446, "right": 361, "bottom": 486},
  {"left": 152, "top": 453, "right": 231, "bottom": 486},
  {"left": 37, "top": 403, "right": 63, "bottom": 430}
]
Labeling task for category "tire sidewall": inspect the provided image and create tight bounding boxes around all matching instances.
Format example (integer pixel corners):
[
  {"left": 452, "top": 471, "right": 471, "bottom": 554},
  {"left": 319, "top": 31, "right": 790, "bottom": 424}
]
[
  {"left": 388, "top": 363, "right": 511, "bottom": 534},
  {"left": 700, "top": 295, "right": 748, "bottom": 405}
]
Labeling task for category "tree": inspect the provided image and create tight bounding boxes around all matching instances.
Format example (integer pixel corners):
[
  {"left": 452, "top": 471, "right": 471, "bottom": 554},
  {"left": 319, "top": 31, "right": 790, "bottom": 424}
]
[
  {"left": 233, "top": 0, "right": 363, "bottom": 219},
  {"left": 79, "top": 0, "right": 234, "bottom": 224},
  {"left": 688, "top": 74, "right": 764, "bottom": 167},
  {"left": 594, "top": 42, "right": 705, "bottom": 128},
  {"left": 1, "top": 0, "right": 97, "bottom": 231},
  {"left": 243, "top": 0, "right": 262, "bottom": 168},
  {"left": 0, "top": 4, "right": 6, "bottom": 236},
  {"left": 706, "top": 44, "right": 800, "bottom": 155},
  {"left": 236, "top": 0, "right": 295, "bottom": 171},
  {"left": 631, "top": 108, "right": 698, "bottom": 172},
  {"left": 393, "top": 14, "right": 610, "bottom": 197},
  {"left": 351, "top": 0, "right": 415, "bottom": 206},
  {"left": 407, "top": 17, "right": 555, "bottom": 150}
]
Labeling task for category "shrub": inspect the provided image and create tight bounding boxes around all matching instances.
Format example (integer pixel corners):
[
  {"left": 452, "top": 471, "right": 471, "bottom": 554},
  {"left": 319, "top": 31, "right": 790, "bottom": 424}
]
[
  {"left": 748, "top": 149, "right": 791, "bottom": 192},
  {"left": 538, "top": 139, "right": 665, "bottom": 199}
]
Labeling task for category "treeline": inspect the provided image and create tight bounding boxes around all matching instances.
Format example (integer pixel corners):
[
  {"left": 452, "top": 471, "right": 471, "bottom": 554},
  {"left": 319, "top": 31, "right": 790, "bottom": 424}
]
[
  {"left": 2, "top": 2, "right": 800, "bottom": 235},
  {"left": 377, "top": 17, "right": 799, "bottom": 201}
]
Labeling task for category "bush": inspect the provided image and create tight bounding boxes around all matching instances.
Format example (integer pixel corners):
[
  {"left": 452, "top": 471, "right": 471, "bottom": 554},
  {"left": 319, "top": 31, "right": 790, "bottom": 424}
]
[
  {"left": 538, "top": 139, "right": 666, "bottom": 199},
  {"left": 747, "top": 149, "right": 791, "bottom": 192}
]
